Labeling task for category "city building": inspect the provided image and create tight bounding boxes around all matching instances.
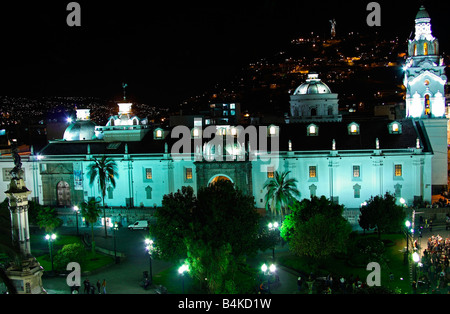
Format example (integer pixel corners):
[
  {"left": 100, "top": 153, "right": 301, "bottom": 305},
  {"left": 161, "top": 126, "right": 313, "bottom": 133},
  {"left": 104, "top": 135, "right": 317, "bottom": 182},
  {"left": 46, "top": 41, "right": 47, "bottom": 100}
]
[{"left": 0, "top": 5, "right": 444, "bottom": 228}]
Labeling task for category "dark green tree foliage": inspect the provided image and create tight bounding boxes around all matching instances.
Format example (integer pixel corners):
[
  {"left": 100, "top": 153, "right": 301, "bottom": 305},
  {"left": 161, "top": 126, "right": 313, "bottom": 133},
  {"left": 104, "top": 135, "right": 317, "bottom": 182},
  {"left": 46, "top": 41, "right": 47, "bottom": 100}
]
[
  {"left": 80, "top": 199, "right": 101, "bottom": 254},
  {"left": 87, "top": 156, "right": 118, "bottom": 238},
  {"left": 281, "top": 196, "right": 352, "bottom": 262},
  {"left": 36, "top": 206, "right": 63, "bottom": 232},
  {"left": 151, "top": 186, "right": 194, "bottom": 261},
  {"left": 53, "top": 243, "right": 87, "bottom": 272},
  {"left": 359, "top": 192, "right": 406, "bottom": 238},
  {"left": 151, "top": 180, "right": 260, "bottom": 293}
]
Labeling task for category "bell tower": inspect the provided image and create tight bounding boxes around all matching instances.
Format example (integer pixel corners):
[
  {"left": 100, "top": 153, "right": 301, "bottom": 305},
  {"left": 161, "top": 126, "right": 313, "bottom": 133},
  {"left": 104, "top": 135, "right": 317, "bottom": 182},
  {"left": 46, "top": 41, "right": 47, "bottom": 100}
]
[
  {"left": 404, "top": 5, "right": 446, "bottom": 118},
  {"left": 404, "top": 5, "right": 448, "bottom": 194}
]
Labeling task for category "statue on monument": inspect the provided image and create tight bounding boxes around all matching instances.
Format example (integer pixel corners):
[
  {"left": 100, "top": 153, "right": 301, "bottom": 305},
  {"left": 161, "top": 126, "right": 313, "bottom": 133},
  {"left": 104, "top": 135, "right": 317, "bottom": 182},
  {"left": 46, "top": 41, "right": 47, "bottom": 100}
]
[{"left": 9, "top": 143, "right": 24, "bottom": 180}]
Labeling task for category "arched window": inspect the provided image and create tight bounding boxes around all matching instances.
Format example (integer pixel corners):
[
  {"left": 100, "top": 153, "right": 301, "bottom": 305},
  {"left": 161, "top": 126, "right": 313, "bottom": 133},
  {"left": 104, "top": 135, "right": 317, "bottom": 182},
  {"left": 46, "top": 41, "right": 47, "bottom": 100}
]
[
  {"left": 327, "top": 106, "right": 333, "bottom": 116},
  {"left": 413, "top": 44, "right": 417, "bottom": 56},
  {"left": 307, "top": 124, "right": 318, "bottom": 136},
  {"left": 424, "top": 42, "right": 428, "bottom": 56},
  {"left": 310, "top": 108, "right": 317, "bottom": 116},
  {"left": 425, "top": 94, "right": 431, "bottom": 116}
]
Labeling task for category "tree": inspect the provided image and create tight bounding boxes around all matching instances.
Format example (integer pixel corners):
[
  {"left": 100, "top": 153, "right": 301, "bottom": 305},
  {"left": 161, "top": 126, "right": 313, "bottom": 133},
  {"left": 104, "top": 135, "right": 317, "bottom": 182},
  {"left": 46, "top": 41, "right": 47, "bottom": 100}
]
[
  {"left": 53, "top": 243, "right": 87, "bottom": 271},
  {"left": 263, "top": 170, "right": 300, "bottom": 217},
  {"left": 86, "top": 156, "right": 118, "bottom": 238},
  {"left": 150, "top": 186, "right": 195, "bottom": 262},
  {"left": 151, "top": 180, "right": 261, "bottom": 293},
  {"left": 36, "top": 206, "right": 63, "bottom": 233},
  {"left": 80, "top": 199, "right": 101, "bottom": 254},
  {"left": 281, "top": 196, "right": 352, "bottom": 265},
  {"left": 358, "top": 192, "right": 406, "bottom": 239}
]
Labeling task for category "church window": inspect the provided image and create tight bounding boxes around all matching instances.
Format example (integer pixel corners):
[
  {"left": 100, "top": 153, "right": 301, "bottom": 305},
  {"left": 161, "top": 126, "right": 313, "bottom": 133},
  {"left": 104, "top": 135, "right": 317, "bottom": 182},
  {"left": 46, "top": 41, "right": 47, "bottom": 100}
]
[
  {"left": 145, "top": 186, "right": 152, "bottom": 199},
  {"left": 185, "top": 168, "right": 193, "bottom": 180},
  {"left": 107, "top": 186, "right": 114, "bottom": 199},
  {"left": 425, "top": 94, "right": 431, "bottom": 116},
  {"left": 267, "top": 166, "right": 274, "bottom": 179},
  {"left": 192, "top": 128, "right": 200, "bottom": 138},
  {"left": 394, "top": 164, "right": 402, "bottom": 177},
  {"left": 394, "top": 183, "right": 402, "bottom": 198},
  {"left": 353, "top": 184, "right": 361, "bottom": 199},
  {"left": 424, "top": 42, "right": 428, "bottom": 56},
  {"left": 389, "top": 121, "right": 402, "bottom": 134},
  {"left": 309, "top": 184, "right": 317, "bottom": 198},
  {"left": 353, "top": 165, "right": 360, "bottom": 178},
  {"left": 309, "top": 166, "right": 317, "bottom": 178},
  {"left": 413, "top": 44, "right": 417, "bottom": 56},
  {"left": 310, "top": 108, "right": 317, "bottom": 116},
  {"left": 268, "top": 125, "right": 278, "bottom": 136},
  {"left": 327, "top": 106, "right": 333, "bottom": 116},
  {"left": 307, "top": 124, "right": 318, "bottom": 136},
  {"left": 348, "top": 122, "right": 360, "bottom": 135},
  {"left": 154, "top": 128, "right": 163, "bottom": 139},
  {"left": 145, "top": 168, "right": 152, "bottom": 180}
]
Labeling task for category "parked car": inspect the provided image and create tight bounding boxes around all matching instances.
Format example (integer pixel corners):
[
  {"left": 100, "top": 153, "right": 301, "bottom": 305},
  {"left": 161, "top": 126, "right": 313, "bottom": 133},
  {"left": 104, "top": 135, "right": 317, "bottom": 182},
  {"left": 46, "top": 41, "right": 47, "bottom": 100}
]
[{"left": 128, "top": 220, "right": 149, "bottom": 230}]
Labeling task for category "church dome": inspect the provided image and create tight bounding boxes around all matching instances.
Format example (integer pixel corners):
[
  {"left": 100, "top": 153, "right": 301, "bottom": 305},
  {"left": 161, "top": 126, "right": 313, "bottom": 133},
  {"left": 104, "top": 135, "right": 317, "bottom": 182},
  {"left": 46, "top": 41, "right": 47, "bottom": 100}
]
[
  {"left": 63, "top": 120, "right": 97, "bottom": 141},
  {"left": 416, "top": 5, "right": 430, "bottom": 20},
  {"left": 293, "top": 73, "right": 332, "bottom": 95}
]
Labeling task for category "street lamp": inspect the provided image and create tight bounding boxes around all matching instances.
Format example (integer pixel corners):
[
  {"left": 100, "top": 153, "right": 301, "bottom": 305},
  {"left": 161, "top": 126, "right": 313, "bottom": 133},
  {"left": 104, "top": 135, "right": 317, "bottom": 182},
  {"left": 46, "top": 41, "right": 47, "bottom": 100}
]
[
  {"left": 261, "top": 263, "right": 277, "bottom": 293},
  {"left": 112, "top": 222, "right": 119, "bottom": 263},
  {"left": 268, "top": 221, "right": 279, "bottom": 260},
  {"left": 404, "top": 220, "right": 411, "bottom": 265},
  {"left": 178, "top": 263, "right": 189, "bottom": 294},
  {"left": 45, "top": 233, "right": 56, "bottom": 272},
  {"left": 73, "top": 205, "right": 80, "bottom": 236},
  {"left": 145, "top": 238, "right": 155, "bottom": 285}
]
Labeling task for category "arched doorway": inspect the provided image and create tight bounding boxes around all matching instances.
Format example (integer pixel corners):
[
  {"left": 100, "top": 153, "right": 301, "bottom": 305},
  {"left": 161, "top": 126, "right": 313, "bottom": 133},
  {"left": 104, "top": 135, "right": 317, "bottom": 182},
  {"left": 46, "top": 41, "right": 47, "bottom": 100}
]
[
  {"left": 208, "top": 174, "right": 233, "bottom": 186},
  {"left": 57, "top": 181, "right": 71, "bottom": 206}
]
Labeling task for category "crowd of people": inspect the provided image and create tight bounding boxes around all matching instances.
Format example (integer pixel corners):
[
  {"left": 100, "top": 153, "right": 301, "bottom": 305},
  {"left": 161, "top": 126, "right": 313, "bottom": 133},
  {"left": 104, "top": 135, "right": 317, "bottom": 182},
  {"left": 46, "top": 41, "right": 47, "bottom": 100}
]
[{"left": 415, "top": 234, "right": 450, "bottom": 294}]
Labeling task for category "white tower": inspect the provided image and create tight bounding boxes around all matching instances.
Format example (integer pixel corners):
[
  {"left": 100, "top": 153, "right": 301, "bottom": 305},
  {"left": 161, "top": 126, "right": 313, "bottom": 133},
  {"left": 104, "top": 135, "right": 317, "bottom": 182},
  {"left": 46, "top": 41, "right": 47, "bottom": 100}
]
[{"left": 404, "top": 5, "right": 448, "bottom": 194}]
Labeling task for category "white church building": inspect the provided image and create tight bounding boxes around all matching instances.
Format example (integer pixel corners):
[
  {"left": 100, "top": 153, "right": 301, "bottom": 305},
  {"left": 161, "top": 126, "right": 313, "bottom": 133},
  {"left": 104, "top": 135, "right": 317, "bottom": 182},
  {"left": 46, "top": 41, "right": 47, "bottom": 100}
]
[{"left": 0, "top": 6, "right": 446, "bottom": 226}]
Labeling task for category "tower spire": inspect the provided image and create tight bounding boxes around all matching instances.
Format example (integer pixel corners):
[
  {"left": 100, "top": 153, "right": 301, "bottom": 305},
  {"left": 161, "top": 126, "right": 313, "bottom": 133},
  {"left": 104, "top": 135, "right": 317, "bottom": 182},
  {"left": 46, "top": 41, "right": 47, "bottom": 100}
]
[{"left": 122, "top": 82, "right": 128, "bottom": 100}]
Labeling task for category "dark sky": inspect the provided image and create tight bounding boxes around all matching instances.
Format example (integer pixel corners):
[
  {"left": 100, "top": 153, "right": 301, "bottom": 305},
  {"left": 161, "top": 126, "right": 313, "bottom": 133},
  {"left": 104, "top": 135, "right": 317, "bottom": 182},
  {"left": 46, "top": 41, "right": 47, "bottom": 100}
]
[{"left": 0, "top": 0, "right": 449, "bottom": 106}]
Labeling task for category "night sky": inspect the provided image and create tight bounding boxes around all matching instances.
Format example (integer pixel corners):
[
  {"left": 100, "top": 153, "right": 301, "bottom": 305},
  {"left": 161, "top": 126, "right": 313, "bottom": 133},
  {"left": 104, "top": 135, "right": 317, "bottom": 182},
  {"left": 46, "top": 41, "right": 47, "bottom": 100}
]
[{"left": 0, "top": 0, "right": 449, "bottom": 107}]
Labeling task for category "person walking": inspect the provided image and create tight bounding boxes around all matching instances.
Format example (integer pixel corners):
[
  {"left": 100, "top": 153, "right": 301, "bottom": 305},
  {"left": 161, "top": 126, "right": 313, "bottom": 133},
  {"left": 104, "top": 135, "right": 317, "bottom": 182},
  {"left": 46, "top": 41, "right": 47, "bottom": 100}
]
[
  {"left": 102, "top": 279, "right": 107, "bottom": 294},
  {"left": 97, "top": 280, "right": 101, "bottom": 294},
  {"left": 83, "top": 278, "right": 90, "bottom": 294}
]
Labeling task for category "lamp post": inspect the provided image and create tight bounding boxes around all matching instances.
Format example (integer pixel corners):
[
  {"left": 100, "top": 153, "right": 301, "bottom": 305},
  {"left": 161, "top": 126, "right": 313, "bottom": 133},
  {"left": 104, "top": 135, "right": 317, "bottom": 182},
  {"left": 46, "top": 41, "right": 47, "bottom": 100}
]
[
  {"left": 261, "top": 263, "right": 276, "bottom": 293},
  {"left": 45, "top": 233, "right": 56, "bottom": 272},
  {"left": 112, "top": 222, "right": 119, "bottom": 263},
  {"left": 178, "top": 264, "right": 189, "bottom": 294},
  {"left": 268, "top": 222, "right": 279, "bottom": 260},
  {"left": 404, "top": 220, "right": 411, "bottom": 265},
  {"left": 145, "top": 238, "right": 155, "bottom": 285},
  {"left": 73, "top": 205, "right": 80, "bottom": 236}
]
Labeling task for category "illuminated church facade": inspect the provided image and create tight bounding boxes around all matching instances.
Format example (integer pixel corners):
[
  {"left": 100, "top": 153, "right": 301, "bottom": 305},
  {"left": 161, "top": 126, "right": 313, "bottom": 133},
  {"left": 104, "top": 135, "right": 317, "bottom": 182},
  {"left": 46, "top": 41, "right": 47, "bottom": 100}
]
[{"left": 0, "top": 6, "right": 446, "bottom": 225}]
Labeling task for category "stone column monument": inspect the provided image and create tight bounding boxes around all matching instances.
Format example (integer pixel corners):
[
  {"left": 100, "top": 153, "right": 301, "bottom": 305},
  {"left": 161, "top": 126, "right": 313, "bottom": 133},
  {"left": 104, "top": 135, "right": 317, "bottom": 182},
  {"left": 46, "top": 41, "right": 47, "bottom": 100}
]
[{"left": 4, "top": 145, "right": 45, "bottom": 294}]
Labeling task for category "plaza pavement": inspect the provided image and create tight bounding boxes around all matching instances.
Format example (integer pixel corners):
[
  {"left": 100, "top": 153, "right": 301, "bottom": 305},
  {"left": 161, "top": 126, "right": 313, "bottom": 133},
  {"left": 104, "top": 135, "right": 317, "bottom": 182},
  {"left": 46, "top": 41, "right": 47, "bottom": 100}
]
[{"left": 41, "top": 226, "right": 300, "bottom": 294}]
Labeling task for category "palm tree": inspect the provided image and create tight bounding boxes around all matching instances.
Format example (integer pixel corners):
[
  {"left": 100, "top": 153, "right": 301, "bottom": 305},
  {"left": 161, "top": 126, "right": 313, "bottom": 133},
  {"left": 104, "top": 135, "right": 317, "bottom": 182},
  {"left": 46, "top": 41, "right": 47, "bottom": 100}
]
[
  {"left": 86, "top": 156, "right": 118, "bottom": 238},
  {"left": 263, "top": 170, "right": 300, "bottom": 218},
  {"left": 80, "top": 199, "right": 101, "bottom": 254}
]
